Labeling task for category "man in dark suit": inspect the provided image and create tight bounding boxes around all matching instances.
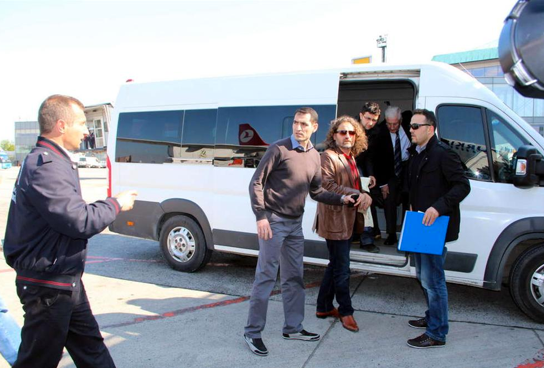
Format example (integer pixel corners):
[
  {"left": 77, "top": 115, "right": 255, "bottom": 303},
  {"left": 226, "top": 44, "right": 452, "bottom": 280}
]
[
  {"left": 405, "top": 109, "right": 470, "bottom": 348},
  {"left": 373, "top": 106, "right": 411, "bottom": 245},
  {"left": 355, "top": 102, "right": 381, "bottom": 253}
]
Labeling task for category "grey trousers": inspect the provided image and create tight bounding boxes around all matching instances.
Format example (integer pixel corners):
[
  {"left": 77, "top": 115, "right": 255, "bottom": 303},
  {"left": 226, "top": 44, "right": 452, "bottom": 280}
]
[{"left": 244, "top": 212, "right": 305, "bottom": 338}]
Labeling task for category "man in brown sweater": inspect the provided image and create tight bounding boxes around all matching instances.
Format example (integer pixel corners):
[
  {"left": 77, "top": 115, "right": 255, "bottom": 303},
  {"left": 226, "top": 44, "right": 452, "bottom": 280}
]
[{"left": 244, "top": 107, "right": 358, "bottom": 356}]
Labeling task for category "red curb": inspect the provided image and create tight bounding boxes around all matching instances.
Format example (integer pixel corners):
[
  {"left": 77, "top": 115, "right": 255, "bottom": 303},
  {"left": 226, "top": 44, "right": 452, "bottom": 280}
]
[
  {"left": 102, "top": 280, "right": 328, "bottom": 329},
  {"left": 516, "top": 362, "right": 544, "bottom": 368}
]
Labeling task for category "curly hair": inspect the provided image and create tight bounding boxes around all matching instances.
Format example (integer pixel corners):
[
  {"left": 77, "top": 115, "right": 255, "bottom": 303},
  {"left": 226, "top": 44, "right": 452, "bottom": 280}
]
[{"left": 323, "top": 115, "right": 367, "bottom": 156}]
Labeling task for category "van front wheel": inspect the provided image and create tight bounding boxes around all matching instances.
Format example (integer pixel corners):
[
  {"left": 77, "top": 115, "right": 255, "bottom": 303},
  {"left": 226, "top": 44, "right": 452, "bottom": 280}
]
[
  {"left": 509, "top": 245, "right": 544, "bottom": 323},
  {"left": 159, "top": 215, "right": 212, "bottom": 272}
]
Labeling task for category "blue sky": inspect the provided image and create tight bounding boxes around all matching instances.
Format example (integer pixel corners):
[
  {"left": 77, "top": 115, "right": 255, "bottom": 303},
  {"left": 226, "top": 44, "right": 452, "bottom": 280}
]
[{"left": 0, "top": 0, "right": 516, "bottom": 141}]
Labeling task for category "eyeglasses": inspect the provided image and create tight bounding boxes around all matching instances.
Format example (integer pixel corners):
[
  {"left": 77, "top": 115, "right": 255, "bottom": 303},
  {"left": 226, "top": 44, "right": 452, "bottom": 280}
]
[
  {"left": 336, "top": 130, "right": 356, "bottom": 136},
  {"left": 410, "top": 123, "right": 432, "bottom": 130}
]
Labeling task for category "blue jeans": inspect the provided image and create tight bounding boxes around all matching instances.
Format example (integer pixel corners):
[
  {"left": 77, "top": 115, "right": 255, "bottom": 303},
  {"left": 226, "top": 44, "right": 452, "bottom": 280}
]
[
  {"left": 360, "top": 227, "right": 374, "bottom": 246},
  {"left": 413, "top": 248, "right": 448, "bottom": 342},
  {"left": 316, "top": 239, "right": 354, "bottom": 316},
  {"left": 0, "top": 295, "right": 21, "bottom": 366}
]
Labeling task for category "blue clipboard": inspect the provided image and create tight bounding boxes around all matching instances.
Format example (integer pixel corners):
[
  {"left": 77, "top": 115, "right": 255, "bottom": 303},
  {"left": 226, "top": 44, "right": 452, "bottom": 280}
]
[{"left": 398, "top": 211, "right": 449, "bottom": 255}]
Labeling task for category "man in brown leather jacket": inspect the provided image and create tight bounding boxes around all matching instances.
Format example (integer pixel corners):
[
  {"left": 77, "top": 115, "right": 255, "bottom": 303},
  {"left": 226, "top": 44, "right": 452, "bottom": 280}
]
[{"left": 314, "top": 115, "right": 372, "bottom": 332}]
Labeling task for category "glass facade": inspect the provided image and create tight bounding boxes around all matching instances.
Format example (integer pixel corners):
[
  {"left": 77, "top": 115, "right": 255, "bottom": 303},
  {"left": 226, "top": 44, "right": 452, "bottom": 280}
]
[
  {"left": 463, "top": 65, "right": 544, "bottom": 137},
  {"left": 14, "top": 121, "right": 40, "bottom": 165}
]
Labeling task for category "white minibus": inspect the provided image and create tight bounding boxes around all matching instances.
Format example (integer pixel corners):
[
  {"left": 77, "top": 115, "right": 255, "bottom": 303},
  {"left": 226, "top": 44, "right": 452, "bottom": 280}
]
[{"left": 107, "top": 62, "right": 544, "bottom": 322}]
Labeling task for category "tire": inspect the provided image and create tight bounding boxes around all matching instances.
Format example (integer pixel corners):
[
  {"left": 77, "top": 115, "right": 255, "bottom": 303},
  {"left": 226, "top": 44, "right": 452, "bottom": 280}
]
[
  {"left": 159, "top": 215, "right": 212, "bottom": 272},
  {"left": 509, "top": 245, "right": 544, "bottom": 323}
]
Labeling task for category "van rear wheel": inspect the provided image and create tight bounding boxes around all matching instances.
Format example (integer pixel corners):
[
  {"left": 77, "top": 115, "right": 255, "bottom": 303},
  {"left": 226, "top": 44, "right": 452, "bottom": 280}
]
[
  {"left": 509, "top": 245, "right": 544, "bottom": 323},
  {"left": 159, "top": 215, "right": 211, "bottom": 272}
]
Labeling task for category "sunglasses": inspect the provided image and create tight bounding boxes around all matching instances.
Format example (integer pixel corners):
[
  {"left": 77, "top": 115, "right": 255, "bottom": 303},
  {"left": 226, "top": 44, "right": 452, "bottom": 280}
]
[
  {"left": 410, "top": 123, "right": 432, "bottom": 130},
  {"left": 336, "top": 130, "right": 356, "bottom": 136}
]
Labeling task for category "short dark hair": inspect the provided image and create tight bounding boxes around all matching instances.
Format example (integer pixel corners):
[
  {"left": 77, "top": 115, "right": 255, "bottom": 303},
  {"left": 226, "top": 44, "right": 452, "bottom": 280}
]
[
  {"left": 38, "top": 94, "right": 85, "bottom": 135},
  {"left": 412, "top": 109, "right": 437, "bottom": 127},
  {"left": 360, "top": 102, "right": 381, "bottom": 116},
  {"left": 295, "top": 107, "right": 318, "bottom": 123}
]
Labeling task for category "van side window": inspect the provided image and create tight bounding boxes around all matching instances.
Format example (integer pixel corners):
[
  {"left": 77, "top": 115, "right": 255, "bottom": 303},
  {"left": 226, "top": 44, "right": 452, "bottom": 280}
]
[
  {"left": 213, "top": 105, "right": 336, "bottom": 167},
  {"left": 214, "top": 106, "right": 294, "bottom": 168},
  {"left": 181, "top": 109, "right": 217, "bottom": 163},
  {"left": 486, "top": 110, "right": 529, "bottom": 184},
  {"left": 437, "top": 105, "right": 490, "bottom": 181},
  {"left": 116, "top": 111, "right": 183, "bottom": 164}
]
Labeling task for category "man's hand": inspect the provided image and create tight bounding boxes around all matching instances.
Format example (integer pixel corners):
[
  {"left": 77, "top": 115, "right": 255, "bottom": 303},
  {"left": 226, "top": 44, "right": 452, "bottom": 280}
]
[
  {"left": 368, "top": 176, "right": 376, "bottom": 189},
  {"left": 352, "top": 194, "right": 364, "bottom": 208},
  {"left": 422, "top": 207, "right": 439, "bottom": 226},
  {"left": 343, "top": 194, "right": 358, "bottom": 206},
  {"left": 381, "top": 184, "right": 389, "bottom": 199},
  {"left": 257, "top": 218, "right": 273, "bottom": 240},
  {"left": 114, "top": 190, "right": 138, "bottom": 211},
  {"left": 359, "top": 193, "right": 372, "bottom": 210}
]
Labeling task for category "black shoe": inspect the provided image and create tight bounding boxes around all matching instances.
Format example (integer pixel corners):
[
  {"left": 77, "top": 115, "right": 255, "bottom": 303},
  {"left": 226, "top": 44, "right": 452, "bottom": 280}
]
[
  {"left": 282, "top": 329, "right": 320, "bottom": 341},
  {"left": 361, "top": 244, "right": 380, "bottom": 253},
  {"left": 408, "top": 317, "right": 427, "bottom": 329},
  {"left": 244, "top": 334, "right": 269, "bottom": 356},
  {"left": 407, "top": 333, "right": 445, "bottom": 349},
  {"left": 383, "top": 235, "right": 398, "bottom": 245}
]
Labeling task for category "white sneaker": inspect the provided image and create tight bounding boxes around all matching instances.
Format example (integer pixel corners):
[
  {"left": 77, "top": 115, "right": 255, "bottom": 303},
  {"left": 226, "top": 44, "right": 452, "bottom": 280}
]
[{"left": 282, "top": 329, "right": 320, "bottom": 341}]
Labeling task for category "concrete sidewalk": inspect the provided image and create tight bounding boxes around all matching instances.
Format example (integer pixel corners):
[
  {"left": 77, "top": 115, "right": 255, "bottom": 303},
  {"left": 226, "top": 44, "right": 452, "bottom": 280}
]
[
  {"left": 1, "top": 166, "right": 543, "bottom": 368},
  {"left": 59, "top": 275, "right": 544, "bottom": 368},
  {"left": 2, "top": 267, "right": 542, "bottom": 368}
]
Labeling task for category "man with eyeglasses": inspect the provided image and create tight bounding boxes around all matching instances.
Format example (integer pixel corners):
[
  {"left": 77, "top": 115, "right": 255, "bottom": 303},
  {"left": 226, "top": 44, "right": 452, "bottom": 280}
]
[
  {"left": 314, "top": 116, "right": 372, "bottom": 333},
  {"left": 244, "top": 107, "right": 357, "bottom": 357},
  {"left": 374, "top": 106, "right": 411, "bottom": 246},
  {"left": 405, "top": 109, "right": 470, "bottom": 349},
  {"left": 355, "top": 102, "right": 382, "bottom": 253}
]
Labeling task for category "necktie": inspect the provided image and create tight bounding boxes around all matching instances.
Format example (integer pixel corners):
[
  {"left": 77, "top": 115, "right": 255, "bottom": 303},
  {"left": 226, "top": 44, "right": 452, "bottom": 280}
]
[{"left": 394, "top": 132, "right": 401, "bottom": 177}]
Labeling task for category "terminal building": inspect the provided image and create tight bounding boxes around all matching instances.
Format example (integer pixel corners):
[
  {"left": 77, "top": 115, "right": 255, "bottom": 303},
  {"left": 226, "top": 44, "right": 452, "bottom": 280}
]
[
  {"left": 432, "top": 47, "right": 544, "bottom": 137},
  {"left": 14, "top": 103, "right": 113, "bottom": 165}
]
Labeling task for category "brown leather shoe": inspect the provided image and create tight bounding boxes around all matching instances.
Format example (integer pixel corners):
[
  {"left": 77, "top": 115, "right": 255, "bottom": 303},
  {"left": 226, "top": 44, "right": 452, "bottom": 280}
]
[
  {"left": 340, "top": 315, "right": 359, "bottom": 332},
  {"left": 315, "top": 308, "right": 340, "bottom": 319}
]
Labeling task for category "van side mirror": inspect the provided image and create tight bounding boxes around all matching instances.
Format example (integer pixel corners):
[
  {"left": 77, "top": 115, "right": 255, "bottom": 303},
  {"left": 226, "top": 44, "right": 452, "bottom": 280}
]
[
  {"left": 513, "top": 145, "right": 544, "bottom": 188},
  {"left": 499, "top": 0, "right": 544, "bottom": 99}
]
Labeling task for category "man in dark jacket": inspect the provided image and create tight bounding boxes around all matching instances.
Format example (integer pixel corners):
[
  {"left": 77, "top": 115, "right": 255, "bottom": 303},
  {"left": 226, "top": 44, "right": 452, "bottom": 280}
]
[
  {"left": 3, "top": 94, "right": 137, "bottom": 368},
  {"left": 373, "top": 106, "right": 411, "bottom": 246},
  {"left": 405, "top": 109, "right": 470, "bottom": 349},
  {"left": 355, "top": 102, "right": 381, "bottom": 253}
]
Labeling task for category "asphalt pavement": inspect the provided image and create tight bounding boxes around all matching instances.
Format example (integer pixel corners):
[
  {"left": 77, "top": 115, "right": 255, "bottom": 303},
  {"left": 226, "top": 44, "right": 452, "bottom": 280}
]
[{"left": 0, "top": 167, "right": 543, "bottom": 368}]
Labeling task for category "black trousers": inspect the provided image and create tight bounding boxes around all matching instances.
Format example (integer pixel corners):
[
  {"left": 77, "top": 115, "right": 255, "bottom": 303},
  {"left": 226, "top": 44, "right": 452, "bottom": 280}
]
[
  {"left": 383, "top": 176, "right": 409, "bottom": 236},
  {"left": 13, "top": 281, "right": 115, "bottom": 368}
]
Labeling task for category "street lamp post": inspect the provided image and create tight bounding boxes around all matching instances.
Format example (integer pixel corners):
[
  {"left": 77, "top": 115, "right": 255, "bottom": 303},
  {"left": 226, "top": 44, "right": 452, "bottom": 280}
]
[{"left": 376, "top": 34, "right": 388, "bottom": 63}]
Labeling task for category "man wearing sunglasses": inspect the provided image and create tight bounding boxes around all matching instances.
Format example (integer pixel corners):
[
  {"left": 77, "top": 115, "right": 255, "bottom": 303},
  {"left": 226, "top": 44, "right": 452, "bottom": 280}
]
[
  {"left": 314, "top": 116, "right": 372, "bottom": 333},
  {"left": 405, "top": 109, "right": 470, "bottom": 349}
]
